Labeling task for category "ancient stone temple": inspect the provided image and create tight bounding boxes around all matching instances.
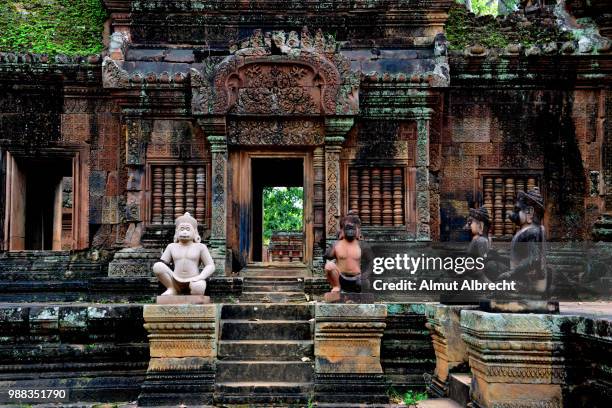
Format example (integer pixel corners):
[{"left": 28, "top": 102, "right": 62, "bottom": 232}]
[{"left": 0, "top": 0, "right": 610, "bottom": 407}]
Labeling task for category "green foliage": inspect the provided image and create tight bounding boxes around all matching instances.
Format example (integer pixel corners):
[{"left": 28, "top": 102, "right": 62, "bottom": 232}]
[
  {"left": 263, "top": 187, "right": 303, "bottom": 245},
  {"left": 445, "top": 3, "right": 570, "bottom": 50},
  {"left": 388, "top": 387, "right": 428, "bottom": 406},
  {"left": 403, "top": 390, "right": 428, "bottom": 405},
  {"left": 0, "top": 0, "right": 107, "bottom": 56}
]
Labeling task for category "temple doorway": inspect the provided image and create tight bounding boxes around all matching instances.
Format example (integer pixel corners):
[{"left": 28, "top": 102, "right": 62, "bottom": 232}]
[
  {"left": 252, "top": 158, "right": 304, "bottom": 263},
  {"left": 3, "top": 150, "right": 88, "bottom": 251},
  {"left": 5, "top": 156, "right": 72, "bottom": 250},
  {"left": 229, "top": 151, "right": 313, "bottom": 271}
]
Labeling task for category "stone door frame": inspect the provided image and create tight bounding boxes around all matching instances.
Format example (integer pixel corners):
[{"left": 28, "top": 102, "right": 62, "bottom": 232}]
[{"left": 229, "top": 149, "right": 314, "bottom": 268}]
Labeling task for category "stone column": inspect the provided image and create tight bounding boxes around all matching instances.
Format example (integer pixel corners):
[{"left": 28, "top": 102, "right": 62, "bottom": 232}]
[
  {"left": 200, "top": 117, "right": 228, "bottom": 275},
  {"left": 324, "top": 117, "right": 353, "bottom": 247},
  {"left": 425, "top": 304, "right": 478, "bottom": 397},
  {"left": 414, "top": 114, "right": 432, "bottom": 241},
  {"left": 461, "top": 310, "right": 580, "bottom": 408},
  {"left": 138, "top": 304, "right": 218, "bottom": 406},
  {"left": 314, "top": 303, "right": 389, "bottom": 404}
]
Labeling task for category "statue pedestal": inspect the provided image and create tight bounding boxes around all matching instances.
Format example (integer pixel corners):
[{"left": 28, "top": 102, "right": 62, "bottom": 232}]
[
  {"left": 156, "top": 295, "right": 211, "bottom": 304},
  {"left": 137, "top": 304, "right": 218, "bottom": 406},
  {"left": 461, "top": 310, "right": 578, "bottom": 408},
  {"left": 314, "top": 303, "right": 388, "bottom": 404},
  {"left": 425, "top": 304, "right": 479, "bottom": 397}
]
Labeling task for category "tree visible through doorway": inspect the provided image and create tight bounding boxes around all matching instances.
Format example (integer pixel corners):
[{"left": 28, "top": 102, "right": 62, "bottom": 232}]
[{"left": 262, "top": 187, "right": 303, "bottom": 246}]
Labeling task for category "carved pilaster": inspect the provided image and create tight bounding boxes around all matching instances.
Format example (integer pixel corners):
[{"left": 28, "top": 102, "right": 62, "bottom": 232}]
[
  {"left": 314, "top": 303, "right": 389, "bottom": 404},
  {"left": 324, "top": 117, "right": 353, "bottom": 245},
  {"left": 415, "top": 115, "right": 431, "bottom": 241},
  {"left": 138, "top": 304, "right": 218, "bottom": 406},
  {"left": 200, "top": 117, "right": 228, "bottom": 275},
  {"left": 313, "top": 147, "right": 326, "bottom": 272}
]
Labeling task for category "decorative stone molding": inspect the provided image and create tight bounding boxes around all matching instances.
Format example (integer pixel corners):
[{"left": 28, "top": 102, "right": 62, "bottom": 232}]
[
  {"left": 314, "top": 303, "right": 388, "bottom": 404},
  {"left": 138, "top": 304, "right": 218, "bottom": 406},
  {"left": 461, "top": 310, "right": 581, "bottom": 408},
  {"left": 190, "top": 28, "right": 359, "bottom": 117},
  {"left": 425, "top": 304, "right": 478, "bottom": 397}
]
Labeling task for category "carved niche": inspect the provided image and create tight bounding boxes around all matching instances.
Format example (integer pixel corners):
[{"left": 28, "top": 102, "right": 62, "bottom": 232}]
[{"left": 191, "top": 28, "right": 360, "bottom": 118}]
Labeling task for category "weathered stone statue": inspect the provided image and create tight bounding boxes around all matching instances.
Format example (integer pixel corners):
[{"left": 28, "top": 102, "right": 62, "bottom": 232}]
[
  {"left": 324, "top": 210, "right": 366, "bottom": 293},
  {"left": 466, "top": 206, "right": 492, "bottom": 260},
  {"left": 153, "top": 212, "right": 215, "bottom": 296},
  {"left": 498, "top": 187, "right": 547, "bottom": 293}
]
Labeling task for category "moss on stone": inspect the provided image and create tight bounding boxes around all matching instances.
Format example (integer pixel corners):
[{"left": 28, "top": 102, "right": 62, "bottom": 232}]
[
  {"left": 0, "top": 0, "right": 107, "bottom": 56},
  {"left": 445, "top": 4, "right": 572, "bottom": 50}
]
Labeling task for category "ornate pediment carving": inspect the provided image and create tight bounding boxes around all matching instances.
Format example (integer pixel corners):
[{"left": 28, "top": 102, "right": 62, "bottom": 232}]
[{"left": 191, "top": 28, "right": 359, "bottom": 117}]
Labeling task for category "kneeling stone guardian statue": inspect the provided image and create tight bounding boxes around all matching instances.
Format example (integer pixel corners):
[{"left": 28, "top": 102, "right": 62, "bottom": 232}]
[{"left": 153, "top": 212, "right": 215, "bottom": 296}]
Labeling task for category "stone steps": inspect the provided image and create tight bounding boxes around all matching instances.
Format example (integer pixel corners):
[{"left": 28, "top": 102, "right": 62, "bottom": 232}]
[
  {"left": 240, "top": 291, "right": 307, "bottom": 303},
  {"left": 215, "top": 303, "right": 314, "bottom": 405},
  {"left": 220, "top": 320, "right": 313, "bottom": 341},
  {"left": 220, "top": 304, "right": 314, "bottom": 320},
  {"left": 216, "top": 361, "right": 313, "bottom": 383},
  {"left": 218, "top": 340, "right": 313, "bottom": 360}
]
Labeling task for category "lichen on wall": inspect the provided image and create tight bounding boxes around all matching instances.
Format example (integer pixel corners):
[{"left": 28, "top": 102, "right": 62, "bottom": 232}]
[{"left": 0, "top": 0, "right": 107, "bottom": 56}]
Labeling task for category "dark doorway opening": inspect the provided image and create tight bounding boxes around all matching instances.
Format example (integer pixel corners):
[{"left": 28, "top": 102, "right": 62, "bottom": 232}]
[
  {"left": 251, "top": 158, "right": 304, "bottom": 262},
  {"left": 21, "top": 158, "right": 72, "bottom": 250}
]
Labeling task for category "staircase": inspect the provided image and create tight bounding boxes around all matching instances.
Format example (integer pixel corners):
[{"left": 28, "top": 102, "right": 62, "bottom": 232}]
[
  {"left": 215, "top": 304, "right": 315, "bottom": 406},
  {"left": 240, "top": 265, "right": 309, "bottom": 303}
]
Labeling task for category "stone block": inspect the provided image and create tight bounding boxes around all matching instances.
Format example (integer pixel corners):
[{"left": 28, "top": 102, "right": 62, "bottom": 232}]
[
  {"left": 138, "top": 304, "right": 218, "bottom": 406},
  {"left": 314, "top": 303, "right": 388, "bottom": 404},
  {"left": 29, "top": 306, "right": 59, "bottom": 342},
  {"left": 461, "top": 310, "right": 581, "bottom": 408},
  {"left": 107, "top": 248, "right": 161, "bottom": 277},
  {"left": 425, "top": 304, "right": 478, "bottom": 397},
  {"left": 58, "top": 306, "right": 88, "bottom": 343},
  {"left": 156, "top": 295, "right": 211, "bottom": 304}
]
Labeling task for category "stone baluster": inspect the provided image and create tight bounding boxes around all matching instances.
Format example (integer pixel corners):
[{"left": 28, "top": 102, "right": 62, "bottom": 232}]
[
  {"left": 504, "top": 177, "right": 515, "bottom": 236},
  {"left": 163, "top": 167, "right": 174, "bottom": 225},
  {"left": 360, "top": 168, "right": 371, "bottom": 225},
  {"left": 152, "top": 167, "right": 163, "bottom": 224},
  {"left": 174, "top": 166, "right": 185, "bottom": 219},
  {"left": 393, "top": 168, "right": 404, "bottom": 226},
  {"left": 371, "top": 168, "right": 382, "bottom": 225},
  {"left": 195, "top": 166, "right": 206, "bottom": 224},
  {"left": 493, "top": 177, "right": 504, "bottom": 238},
  {"left": 382, "top": 168, "right": 393, "bottom": 226},
  {"left": 483, "top": 177, "right": 494, "bottom": 232},
  {"left": 349, "top": 168, "right": 359, "bottom": 214},
  {"left": 185, "top": 166, "right": 196, "bottom": 215}
]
